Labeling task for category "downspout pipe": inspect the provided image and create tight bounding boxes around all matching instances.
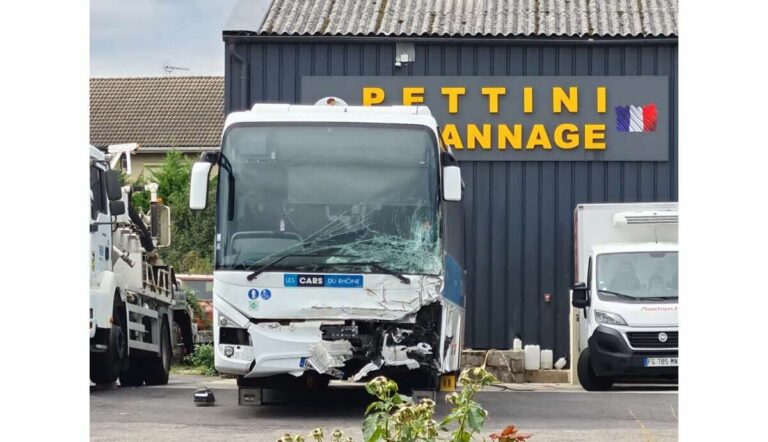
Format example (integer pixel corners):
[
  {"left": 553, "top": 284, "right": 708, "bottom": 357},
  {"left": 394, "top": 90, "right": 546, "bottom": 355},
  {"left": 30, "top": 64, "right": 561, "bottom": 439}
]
[{"left": 228, "top": 44, "right": 250, "bottom": 111}]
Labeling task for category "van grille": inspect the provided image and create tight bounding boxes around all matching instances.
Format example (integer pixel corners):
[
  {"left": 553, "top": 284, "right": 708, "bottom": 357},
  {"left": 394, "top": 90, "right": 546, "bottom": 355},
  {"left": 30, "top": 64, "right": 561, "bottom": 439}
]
[
  {"left": 625, "top": 215, "right": 678, "bottom": 224},
  {"left": 627, "top": 331, "right": 678, "bottom": 348}
]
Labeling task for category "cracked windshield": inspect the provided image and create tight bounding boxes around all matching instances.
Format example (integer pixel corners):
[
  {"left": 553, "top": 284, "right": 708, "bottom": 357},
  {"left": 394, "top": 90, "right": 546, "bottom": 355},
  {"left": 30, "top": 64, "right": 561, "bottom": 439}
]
[
  {"left": 597, "top": 251, "right": 678, "bottom": 301},
  {"left": 216, "top": 123, "right": 441, "bottom": 275}
]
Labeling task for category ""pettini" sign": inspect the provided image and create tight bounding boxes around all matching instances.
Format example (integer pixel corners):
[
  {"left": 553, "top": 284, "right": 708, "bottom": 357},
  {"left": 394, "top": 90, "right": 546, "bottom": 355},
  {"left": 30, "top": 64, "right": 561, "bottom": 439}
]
[{"left": 302, "top": 76, "right": 670, "bottom": 162}]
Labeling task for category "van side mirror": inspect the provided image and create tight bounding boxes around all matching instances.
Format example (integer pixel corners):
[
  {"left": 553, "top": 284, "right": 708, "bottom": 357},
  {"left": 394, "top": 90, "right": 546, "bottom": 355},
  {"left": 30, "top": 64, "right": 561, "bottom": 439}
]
[
  {"left": 109, "top": 200, "right": 125, "bottom": 216},
  {"left": 189, "top": 162, "right": 212, "bottom": 210},
  {"left": 571, "top": 282, "right": 590, "bottom": 308},
  {"left": 442, "top": 166, "right": 462, "bottom": 201},
  {"left": 105, "top": 170, "right": 123, "bottom": 201}
]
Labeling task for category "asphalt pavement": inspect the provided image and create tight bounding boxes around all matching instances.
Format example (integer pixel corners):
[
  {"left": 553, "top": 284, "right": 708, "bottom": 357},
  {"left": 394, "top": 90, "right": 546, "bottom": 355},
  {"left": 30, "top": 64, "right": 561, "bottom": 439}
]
[{"left": 90, "top": 374, "right": 677, "bottom": 441}]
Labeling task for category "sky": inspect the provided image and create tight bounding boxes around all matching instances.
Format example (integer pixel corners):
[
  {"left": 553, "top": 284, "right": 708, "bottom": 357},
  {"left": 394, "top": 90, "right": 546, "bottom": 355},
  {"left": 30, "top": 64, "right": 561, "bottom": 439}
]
[{"left": 91, "top": 0, "right": 240, "bottom": 77}]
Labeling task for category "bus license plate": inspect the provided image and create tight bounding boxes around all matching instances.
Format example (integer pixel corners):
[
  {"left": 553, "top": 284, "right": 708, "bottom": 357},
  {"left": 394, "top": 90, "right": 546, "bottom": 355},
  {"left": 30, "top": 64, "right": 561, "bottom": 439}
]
[{"left": 643, "top": 357, "right": 678, "bottom": 367}]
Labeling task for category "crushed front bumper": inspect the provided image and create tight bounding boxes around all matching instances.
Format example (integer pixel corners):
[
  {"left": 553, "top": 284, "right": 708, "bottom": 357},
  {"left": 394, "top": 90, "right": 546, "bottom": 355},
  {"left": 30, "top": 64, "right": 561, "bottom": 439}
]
[{"left": 214, "top": 320, "right": 353, "bottom": 378}]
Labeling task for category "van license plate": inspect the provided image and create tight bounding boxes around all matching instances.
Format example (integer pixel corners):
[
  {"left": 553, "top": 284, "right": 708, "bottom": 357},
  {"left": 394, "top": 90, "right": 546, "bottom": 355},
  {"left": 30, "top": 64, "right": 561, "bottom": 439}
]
[{"left": 643, "top": 357, "right": 678, "bottom": 367}]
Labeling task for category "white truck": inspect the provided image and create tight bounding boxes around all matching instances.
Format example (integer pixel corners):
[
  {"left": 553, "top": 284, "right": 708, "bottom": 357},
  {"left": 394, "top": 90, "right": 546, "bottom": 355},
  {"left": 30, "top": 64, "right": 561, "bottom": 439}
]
[
  {"left": 189, "top": 100, "right": 466, "bottom": 404},
  {"left": 571, "top": 202, "right": 678, "bottom": 391},
  {"left": 90, "top": 146, "right": 195, "bottom": 385}
]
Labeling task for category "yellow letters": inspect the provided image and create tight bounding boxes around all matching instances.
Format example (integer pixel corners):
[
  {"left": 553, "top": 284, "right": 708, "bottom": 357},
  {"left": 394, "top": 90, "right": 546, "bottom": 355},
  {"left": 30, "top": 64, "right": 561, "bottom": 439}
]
[
  {"left": 467, "top": 124, "right": 492, "bottom": 150},
  {"left": 402, "top": 87, "right": 425, "bottom": 105},
  {"left": 584, "top": 124, "right": 606, "bottom": 150},
  {"left": 441, "top": 87, "right": 466, "bottom": 113},
  {"left": 362, "top": 87, "right": 385, "bottom": 106},
  {"left": 481, "top": 87, "right": 506, "bottom": 114},
  {"left": 553, "top": 87, "right": 578, "bottom": 113},
  {"left": 596, "top": 87, "right": 606, "bottom": 113},
  {"left": 523, "top": 87, "right": 533, "bottom": 113},
  {"left": 498, "top": 124, "right": 522, "bottom": 150},
  {"left": 526, "top": 124, "right": 552, "bottom": 150},
  {"left": 554, "top": 124, "right": 579, "bottom": 149},
  {"left": 441, "top": 124, "right": 464, "bottom": 150}
]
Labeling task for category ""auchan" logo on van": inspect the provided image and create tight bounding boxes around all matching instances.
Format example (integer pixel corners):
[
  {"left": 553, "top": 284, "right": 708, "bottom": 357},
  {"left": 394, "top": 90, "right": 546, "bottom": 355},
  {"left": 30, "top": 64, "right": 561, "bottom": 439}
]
[{"left": 640, "top": 305, "right": 678, "bottom": 312}]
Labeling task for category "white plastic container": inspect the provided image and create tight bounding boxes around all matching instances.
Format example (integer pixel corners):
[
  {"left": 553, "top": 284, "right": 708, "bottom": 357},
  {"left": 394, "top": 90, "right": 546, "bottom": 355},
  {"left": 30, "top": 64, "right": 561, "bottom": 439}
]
[
  {"left": 540, "top": 349, "right": 553, "bottom": 370},
  {"left": 513, "top": 338, "right": 523, "bottom": 351},
  {"left": 554, "top": 357, "right": 567, "bottom": 370},
  {"left": 524, "top": 345, "right": 541, "bottom": 370}
]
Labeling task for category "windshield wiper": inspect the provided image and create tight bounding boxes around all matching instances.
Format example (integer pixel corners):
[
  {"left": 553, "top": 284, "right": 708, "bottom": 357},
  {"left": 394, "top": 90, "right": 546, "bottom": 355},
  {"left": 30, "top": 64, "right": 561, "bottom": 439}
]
[
  {"left": 597, "top": 289, "right": 638, "bottom": 300},
  {"left": 245, "top": 248, "right": 357, "bottom": 281},
  {"left": 313, "top": 261, "right": 411, "bottom": 285},
  {"left": 246, "top": 253, "right": 297, "bottom": 281},
  {"left": 642, "top": 296, "right": 678, "bottom": 301}
]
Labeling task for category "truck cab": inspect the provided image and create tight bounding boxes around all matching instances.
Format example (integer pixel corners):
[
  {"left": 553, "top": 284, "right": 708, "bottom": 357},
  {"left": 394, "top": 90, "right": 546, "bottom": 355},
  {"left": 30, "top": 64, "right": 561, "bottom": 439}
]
[
  {"left": 571, "top": 203, "right": 678, "bottom": 390},
  {"left": 90, "top": 145, "right": 194, "bottom": 386}
]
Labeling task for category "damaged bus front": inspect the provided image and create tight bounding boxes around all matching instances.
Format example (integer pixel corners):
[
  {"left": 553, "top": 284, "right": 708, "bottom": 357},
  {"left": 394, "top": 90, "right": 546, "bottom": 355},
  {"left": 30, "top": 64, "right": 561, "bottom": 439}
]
[{"left": 189, "top": 103, "right": 465, "bottom": 402}]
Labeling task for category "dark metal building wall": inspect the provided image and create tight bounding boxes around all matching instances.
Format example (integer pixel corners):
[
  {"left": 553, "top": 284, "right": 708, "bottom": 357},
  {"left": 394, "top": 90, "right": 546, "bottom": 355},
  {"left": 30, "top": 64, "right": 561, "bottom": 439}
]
[{"left": 223, "top": 39, "right": 678, "bottom": 359}]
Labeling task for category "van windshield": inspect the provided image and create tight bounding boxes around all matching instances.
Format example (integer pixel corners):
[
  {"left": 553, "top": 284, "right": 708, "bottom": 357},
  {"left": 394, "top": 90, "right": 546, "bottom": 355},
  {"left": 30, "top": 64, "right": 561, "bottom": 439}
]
[
  {"left": 215, "top": 123, "right": 441, "bottom": 275},
  {"left": 596, "top": 251, "right": 678, "bottom": 301}
]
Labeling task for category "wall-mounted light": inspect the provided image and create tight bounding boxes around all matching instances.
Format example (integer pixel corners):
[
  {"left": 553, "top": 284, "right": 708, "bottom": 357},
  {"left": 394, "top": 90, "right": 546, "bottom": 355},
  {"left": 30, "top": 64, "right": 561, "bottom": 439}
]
[{"left": 394, "top": 42, "right": 415, "bottom": 68}]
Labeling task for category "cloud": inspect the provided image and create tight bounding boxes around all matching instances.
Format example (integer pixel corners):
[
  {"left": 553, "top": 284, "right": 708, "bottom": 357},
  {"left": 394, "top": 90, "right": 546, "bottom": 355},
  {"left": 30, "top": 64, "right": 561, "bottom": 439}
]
[{"left": 90, "top": 0, "right": 239, "bottom": 77}]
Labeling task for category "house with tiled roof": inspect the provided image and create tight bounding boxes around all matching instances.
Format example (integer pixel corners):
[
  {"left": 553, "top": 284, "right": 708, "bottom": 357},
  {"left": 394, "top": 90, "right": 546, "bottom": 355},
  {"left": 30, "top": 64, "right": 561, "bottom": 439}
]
[{"left": 90, "top": 76, "right": 224, "bottom": 179}]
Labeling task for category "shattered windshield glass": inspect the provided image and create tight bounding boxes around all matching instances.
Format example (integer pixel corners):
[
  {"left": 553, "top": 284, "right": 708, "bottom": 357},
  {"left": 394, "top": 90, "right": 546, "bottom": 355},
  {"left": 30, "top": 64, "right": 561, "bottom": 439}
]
[{"left": 216, "top": 123, "right": 441, "bottom": 275}]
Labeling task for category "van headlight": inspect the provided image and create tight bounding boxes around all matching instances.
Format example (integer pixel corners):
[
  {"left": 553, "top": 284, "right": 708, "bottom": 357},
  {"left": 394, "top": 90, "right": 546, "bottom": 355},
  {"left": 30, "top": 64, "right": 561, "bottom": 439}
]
[{"left": 595, "top": 310, "right": 627, "bottom": 326}]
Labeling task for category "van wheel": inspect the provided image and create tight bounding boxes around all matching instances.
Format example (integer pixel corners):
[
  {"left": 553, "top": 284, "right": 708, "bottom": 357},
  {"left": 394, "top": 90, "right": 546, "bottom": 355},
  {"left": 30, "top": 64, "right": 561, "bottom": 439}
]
[
  {"left": 577, "top": 348, "right": 613, "bottom": 391},
  {"left": 144, "top": 320, "right": 171, "bottom": 385}
]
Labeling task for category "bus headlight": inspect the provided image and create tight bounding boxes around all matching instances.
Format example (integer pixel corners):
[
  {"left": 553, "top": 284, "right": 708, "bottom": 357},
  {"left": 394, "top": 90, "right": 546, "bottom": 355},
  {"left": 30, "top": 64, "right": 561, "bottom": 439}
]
[
  {"left": 594, "top": 310, "right": 627, "bottom": 326},
  {"left": 224, "top": 346, "right": 235, "bottom": 357}
]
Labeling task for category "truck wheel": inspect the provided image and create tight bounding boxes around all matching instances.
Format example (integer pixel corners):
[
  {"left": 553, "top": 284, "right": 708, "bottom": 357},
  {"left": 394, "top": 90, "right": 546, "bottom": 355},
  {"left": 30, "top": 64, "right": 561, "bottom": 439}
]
[
  {"left": 119, "top": 355, "right": 145, "bottom": 387},
  {"left": 144, "top": 320, "right": 171, "bottom": 385},
  {"left": 577, "top": 348, "right": 613, "bottom": 391},
  {"left": 90, "top": 325, "right": 125, "bottom": 384}
]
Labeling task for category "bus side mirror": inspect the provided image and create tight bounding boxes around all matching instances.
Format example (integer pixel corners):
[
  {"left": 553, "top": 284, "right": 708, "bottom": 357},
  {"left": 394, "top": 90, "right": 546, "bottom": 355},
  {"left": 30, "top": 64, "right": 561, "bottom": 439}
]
[
  {"left": 105, "top": 170, "right": 123, "bottom": 201},
  {"left": 443, "top": 166, "right": 462, "bottom": 202},
  {"left": 189, "top": 162, "right": 212, "bottom": 210},
  {"left": 571, "top": 282, "right": 590, "bottom": 308}
]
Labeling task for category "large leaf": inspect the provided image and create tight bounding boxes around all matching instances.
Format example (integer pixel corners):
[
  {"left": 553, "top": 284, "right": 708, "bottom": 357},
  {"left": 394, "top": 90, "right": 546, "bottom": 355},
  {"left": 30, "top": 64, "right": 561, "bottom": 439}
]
[
  {"left": 466, "top": 405, "right": 486, "bottom": 433},
  {"left": 363, "top": 414, "right": 385, "bottom": 442}
]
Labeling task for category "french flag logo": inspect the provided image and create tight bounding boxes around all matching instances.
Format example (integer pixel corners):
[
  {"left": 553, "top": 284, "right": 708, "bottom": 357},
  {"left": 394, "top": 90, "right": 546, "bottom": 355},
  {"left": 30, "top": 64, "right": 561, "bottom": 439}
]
[{"left": 616, "top": 103, "right": 658, "bottom": 132}]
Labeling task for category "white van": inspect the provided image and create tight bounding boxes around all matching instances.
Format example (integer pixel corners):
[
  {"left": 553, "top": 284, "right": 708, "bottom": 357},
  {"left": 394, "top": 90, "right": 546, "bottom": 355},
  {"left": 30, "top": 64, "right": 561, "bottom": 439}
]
[{"left": 571, "top": 203, "right": 678, "bottom": 391}]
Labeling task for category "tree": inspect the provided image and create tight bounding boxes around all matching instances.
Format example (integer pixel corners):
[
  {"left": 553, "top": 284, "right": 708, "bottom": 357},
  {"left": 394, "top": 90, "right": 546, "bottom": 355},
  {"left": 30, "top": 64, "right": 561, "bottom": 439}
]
[{"left": 131, "top": 150, "right": 216, "bottom": 274}]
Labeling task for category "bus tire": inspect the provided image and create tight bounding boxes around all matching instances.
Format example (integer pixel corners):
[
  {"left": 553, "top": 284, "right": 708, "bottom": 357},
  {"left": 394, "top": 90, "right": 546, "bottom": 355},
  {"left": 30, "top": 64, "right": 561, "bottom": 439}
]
[{"left": 577, "top": 348, "right": 613, "bottom": 391}]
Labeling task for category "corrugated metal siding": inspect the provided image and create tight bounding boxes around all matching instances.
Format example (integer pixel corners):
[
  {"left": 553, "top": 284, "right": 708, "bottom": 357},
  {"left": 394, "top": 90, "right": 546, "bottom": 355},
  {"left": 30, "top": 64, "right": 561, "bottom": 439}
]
[
  {"left": 223, "top": 39, "right": 678, "bottom": 360},
  {"left": 256, "top": 0, "right": 678, "bottom": 37}
]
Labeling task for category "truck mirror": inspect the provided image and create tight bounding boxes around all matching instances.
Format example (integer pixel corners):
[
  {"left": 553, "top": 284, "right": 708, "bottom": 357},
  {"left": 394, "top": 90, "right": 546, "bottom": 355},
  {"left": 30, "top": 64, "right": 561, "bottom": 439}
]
[
  {"left": 105, "top": 170, "right": 124, "bottom": 201},
  {"left": 189, "top": 162, "right": 212, "bottom": 210},
  {"left": 109, "top": 200, "right": 125, "bottom": 216},
  {"left": 443, "top": 165, "right": 462, "bottom": 202},
  {"left": 571, "top": 282, "right": 590, "bottom": 308},
  {"left": 151, "top": 203, "right": 172, "bottom": 248}
]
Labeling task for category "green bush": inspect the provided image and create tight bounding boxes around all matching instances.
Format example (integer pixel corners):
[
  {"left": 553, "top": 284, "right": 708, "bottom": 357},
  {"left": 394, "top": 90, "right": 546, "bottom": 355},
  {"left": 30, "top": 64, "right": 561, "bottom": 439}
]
[
  {"left": 183, "top": 344, "right": 216, "bottom": 376},
  {"left": 128, "top": 150, "right": 216, "bottom": 274},
  {"left": 280, "top": 367, "right": 532, "bottom": 442},
  {"left": 184, "top": 290, "right": 210, "bottom": 329}
]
